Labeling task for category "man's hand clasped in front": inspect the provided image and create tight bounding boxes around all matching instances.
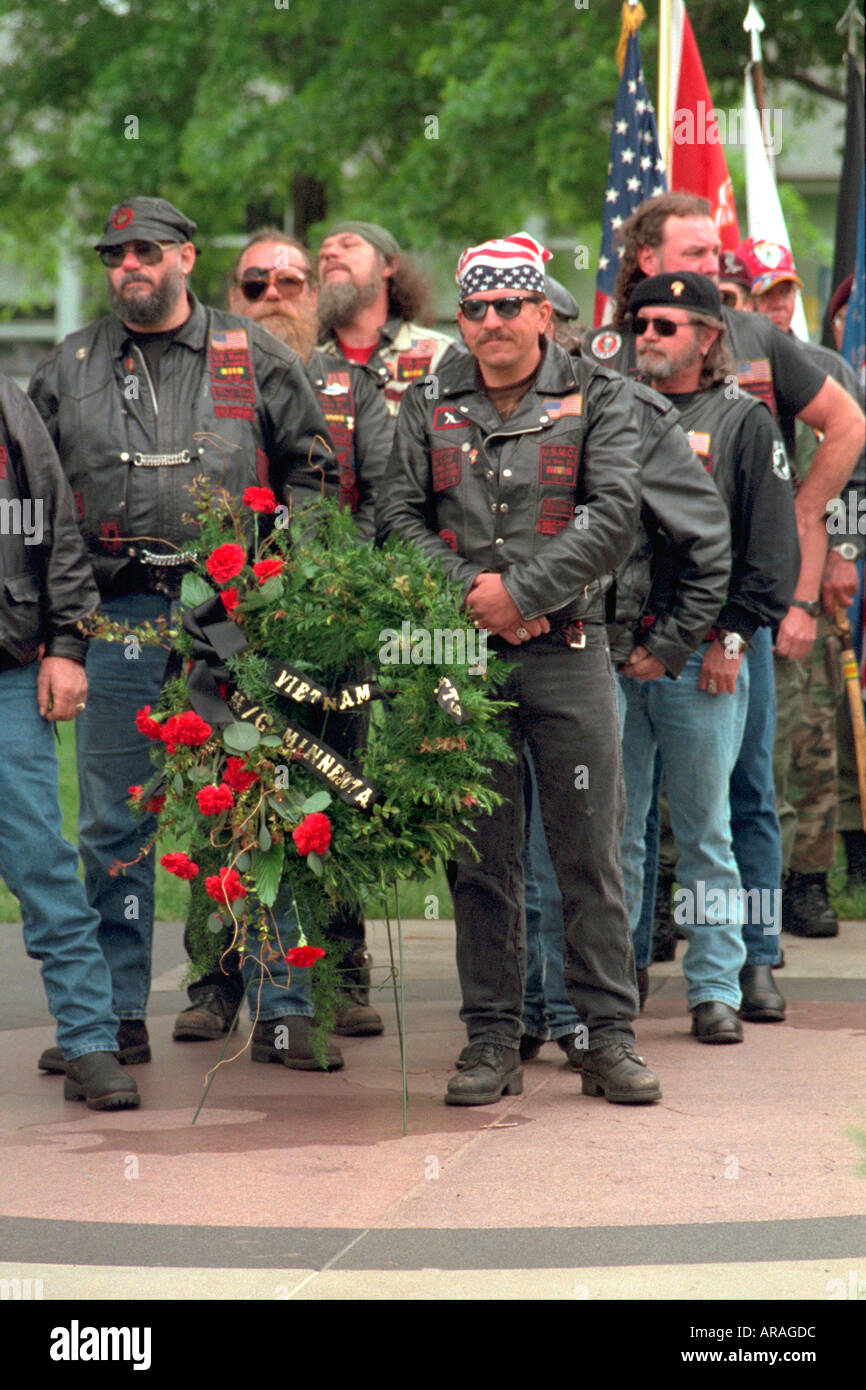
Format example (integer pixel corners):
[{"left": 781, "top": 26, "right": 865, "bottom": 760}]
[{"left": 466, "top": 572, "right": 550, "bottom": 644}]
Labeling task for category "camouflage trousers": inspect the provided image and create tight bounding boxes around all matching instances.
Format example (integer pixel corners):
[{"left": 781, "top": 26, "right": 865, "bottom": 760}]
[{"left": 773, "top": 618, "right": 841, "bottom": 874}]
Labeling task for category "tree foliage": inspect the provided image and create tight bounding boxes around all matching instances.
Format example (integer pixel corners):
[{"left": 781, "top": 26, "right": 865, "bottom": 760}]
[{"left": 0, "top": 0, "right": 850, "bottom": 280}]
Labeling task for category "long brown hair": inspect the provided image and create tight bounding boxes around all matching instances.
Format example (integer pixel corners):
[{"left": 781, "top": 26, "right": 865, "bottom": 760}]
[
  {"left": 612, "top": 193, "right": 712, "bottom": 327},
  {"left": 386, "top": 254, "right": 438, "bottom": 325}
]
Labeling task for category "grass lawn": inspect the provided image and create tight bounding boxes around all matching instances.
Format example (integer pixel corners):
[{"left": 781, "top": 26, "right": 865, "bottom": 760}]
[
  {"left": 0, "top": 727, "right": 452, "bottom": 924},
  {"left": 2, "top": 730, "right": 861, "bottom": 925}
]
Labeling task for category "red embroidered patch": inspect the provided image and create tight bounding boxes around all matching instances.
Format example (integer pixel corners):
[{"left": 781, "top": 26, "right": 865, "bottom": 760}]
[
  {"left": 100, "top": 520, "right": 122, "bottom": 554},
  {"left": 209, "top": 336, "right": 255, "bottom": 418},
  {"left": 439, "top": 529, "right": 459, "bottom": 551},
  {"left": 537, "top": 498, "right": 572, "bottom": 535},
  {"left": 431, "top": 447, "right": 462, "bottom": 492},
  {"left": 432, "top": 405, "right": 465, "bottom": 430},
  {"left": 73, "top": 490, "right": 85, "bottom": 521},
  {"left": 396, "top": 353, "right": 433, "bottom": 383},
  {"left": 112, "top": 205, "right": 134, "bottom": 230},
  {"left": 255, "top": 449, "right": 269, "bottom": 486},
  {"left": 538, "top": 443, "right": 580, "bottom": 486},
  {"left": 0, "top": 447, "right": 6, "bottom": 480}
]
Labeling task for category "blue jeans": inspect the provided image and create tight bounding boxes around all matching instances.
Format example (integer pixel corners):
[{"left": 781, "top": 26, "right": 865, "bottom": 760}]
[
  {"left": 522, "top": 751, "right": 581, "bottom": 1041},
  {"left": 76, "top": 592, "right": 310, "bottom": 1021},
  {"left": 619, "top": 649, "right": 750, "bottom": 1010},
  {"left": 0, "top": 663, "right": 118, "bottom": 1059},
  {"left": 730, "top": 628, "right": 782, "bottom": 963}
]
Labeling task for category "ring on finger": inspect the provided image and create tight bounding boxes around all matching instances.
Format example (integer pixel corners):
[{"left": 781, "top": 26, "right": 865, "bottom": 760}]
[
  {"left": 515, "top": 626, "right": 529, "bottom": 641},
  {"left": 706, "top": 680, "right": 718, "bottom": 694}
]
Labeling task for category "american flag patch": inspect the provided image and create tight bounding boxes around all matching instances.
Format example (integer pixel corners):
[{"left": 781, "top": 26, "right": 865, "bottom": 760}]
[
  {"left": 686, "top": 432, "right": 711, "bottom": 455},
  {"left": 542, "top": 394, "right": 583, "bottom": 419},
  {"left": 211, "top": 330, "right": 249, "bottom": 351}
]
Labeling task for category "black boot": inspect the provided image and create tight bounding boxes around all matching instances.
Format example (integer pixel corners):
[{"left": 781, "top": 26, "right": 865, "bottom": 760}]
[
  {"left": 841, "top": 830, "right": 866, "bottom": 891},
  {"left": 651, "top": 872, "right": 677, "bottom": 962},
  {"left": 782, "top": 871, "right": 839, "bottom": 938},
  {"left": 333, "top": 946, "right": 384, "bottom": 1036},
  {"left": 63, "top": 1052, "right": 140, "bottom": 1109}
]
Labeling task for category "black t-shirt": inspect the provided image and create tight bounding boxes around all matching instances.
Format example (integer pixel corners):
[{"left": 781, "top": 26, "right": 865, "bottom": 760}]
[{"left": 127, "top": 325, "right": 183, "bottom": 397}]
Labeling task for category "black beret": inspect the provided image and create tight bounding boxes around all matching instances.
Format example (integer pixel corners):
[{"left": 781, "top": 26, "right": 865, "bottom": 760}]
[
  {"left": 627, "top": 271, "right": 722, "bottom": 321},
  {"left": 95, "top": 197, "right": 197, "bottom": 249}
]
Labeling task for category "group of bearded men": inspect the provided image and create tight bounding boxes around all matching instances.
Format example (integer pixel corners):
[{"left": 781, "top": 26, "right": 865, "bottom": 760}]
[{"left": 3, "top": 190, "right": 863, "bottom": 1112}]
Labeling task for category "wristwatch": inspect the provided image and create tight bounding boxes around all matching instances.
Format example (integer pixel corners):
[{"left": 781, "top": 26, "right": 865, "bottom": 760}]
[
  {"left": 717, "top": 629, "right": 748, "bottom": 656},
  {"left": 790, "top": 599, "right": 821, "bottom": 618},
  {"left": 830, "top": 542, "right": 858, "bottom": 562}
]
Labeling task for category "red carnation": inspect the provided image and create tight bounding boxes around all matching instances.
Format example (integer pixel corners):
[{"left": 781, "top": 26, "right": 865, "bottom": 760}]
[
  {"left": 205, "top": 543, "right": 246, "bottom": 584},
  {"left": 160, "top": 852, "right": 199, "bottom": 880},
  {"left": 243, "top": 486, "right": 277, "bottom": 513},
  {"left": 204, "top": 867, "right": 247, "bottom": 904},
  {"left": 285, "top": 945, "right": 326, "bottom": 968},
  {"left": 161, "top": 710, "right": 212, "bottom": 753},
  {"left": 253, "top": 558, "right": 284, "bottom": 584},
  {"left": 196, "top": 783, "right": 235, "bottom": 815},
  {"left": 145, "top": 793, "right": 167, "bottom": 814},
  {"left": 292, "top": 812, "right": 332, "bottom": 856},
  {"left": 127, "top": 785, "right": 142, "bottom": 800},
  {"left": 135, "top": 705, "right": 163, "bottom": 740},
  {"left": 220, "top": 587, "right": 239, "bottom": 614},
  {"left": 223, "top": 756, "right": 258, "bottom": 793}
]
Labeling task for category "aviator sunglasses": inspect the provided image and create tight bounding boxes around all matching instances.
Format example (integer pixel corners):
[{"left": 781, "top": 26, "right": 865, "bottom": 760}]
[
  {"left": 98, "top": 240, "right": 181, "bottom": 268},
  {"left": 632, "top": 314, "right": 700, "bottom": 337},
  {"left": 238, "top": 270, "right": 309, "bottom": 302},
  {"left": 459, "top": 296, "right": 542, "bottom": 321}
]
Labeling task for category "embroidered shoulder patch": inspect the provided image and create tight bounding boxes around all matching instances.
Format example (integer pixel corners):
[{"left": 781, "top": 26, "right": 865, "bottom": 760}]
[
  {"left": 591, "top": 330, "right": 621, "bottom": 361},
  {"left": 772, "top": 441, "right": 791, "bottom": 480}
]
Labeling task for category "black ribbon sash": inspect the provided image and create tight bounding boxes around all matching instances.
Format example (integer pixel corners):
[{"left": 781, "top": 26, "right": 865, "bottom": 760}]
[
  {"left": 265, "top": 661, "right": 386, "bottom": 713},
  {"left": 433, "top": 674, "right": 469, "bottom": 725},
  {"left": 182, "top": 596, "right": 250, "bottom": 727},
  {"left": 229, "top": 692, "right": 378, "bottom": 812}
]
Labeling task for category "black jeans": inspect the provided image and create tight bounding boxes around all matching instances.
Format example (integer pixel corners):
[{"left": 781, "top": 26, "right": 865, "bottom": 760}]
[{"left": 449, "top": 627, "right": 638, "bottom": 1050}]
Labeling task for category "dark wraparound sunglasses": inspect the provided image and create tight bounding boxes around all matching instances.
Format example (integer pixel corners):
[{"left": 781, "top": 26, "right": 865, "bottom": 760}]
[
  {"left": 98, "top": 241, "right": 181, "bottom": 268},
  {"left": 459, "top": 296, "right": 542, "bottom": 321},
  {"left": 632, "top": 315, "right": 701, "bottom": 337},
  {"left": 238, "top": 270, "right": 309, "bottom": 302}
]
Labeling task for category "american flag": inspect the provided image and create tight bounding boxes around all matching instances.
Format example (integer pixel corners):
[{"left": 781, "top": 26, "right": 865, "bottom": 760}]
[{"left": 593, "top": 27, "right": 667, "bottom": 327}]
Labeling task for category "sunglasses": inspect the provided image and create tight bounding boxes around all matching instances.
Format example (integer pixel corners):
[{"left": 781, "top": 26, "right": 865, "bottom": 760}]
[
  {"left": 98, "top": 240, "right": 180, "bottom": 268},
  {"left": 459, "top": 296, "right": 541, "bottom": 321},
  {"left": 238, "top": 270, "right": 309, "bottom": 302},
  {"left": 632, "top": 315, "right": 698, "bottom": 337}
]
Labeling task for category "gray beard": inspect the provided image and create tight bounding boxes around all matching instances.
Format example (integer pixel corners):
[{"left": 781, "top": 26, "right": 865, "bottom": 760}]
[
  {"left": 317, "top": 275, "right": 381, "bottom": 331},
  {"left": 252, "top": 306, "right": 317, "bottom": 360},
  {"left": 108, "top": 264, "right": 185, "bottom": 326}
]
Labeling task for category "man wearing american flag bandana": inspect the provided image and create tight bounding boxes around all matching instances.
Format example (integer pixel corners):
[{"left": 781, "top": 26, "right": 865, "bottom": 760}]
[{"left": 379, "top": 232, "right": 662, "bottom": 1109}]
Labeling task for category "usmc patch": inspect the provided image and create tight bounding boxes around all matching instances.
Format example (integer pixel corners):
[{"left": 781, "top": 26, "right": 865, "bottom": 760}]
[
  {"left": 112, "top": 205, "right": 134, "bottom": 230},
  {"left": 538, "top": 444, "right": 580, "bottom": 487},
  {"left": 210, "top": 329, "right": 255, "bottom": 421},
  {"left": 439, "top": 528, "right": 458, "bottom": 551},
  {"left": 432, "top": 405, "right": 465, "bottom": 430},
  {"left": 591, "top": 330, "right": 621, "bottom": 361},
  {"left": 431, "top": 447, "right": 462, "bottom": 492},
  {"left": 772, "top": 441, "right": 791, "bottom": 481},
  {"left": 396, "top": 353, "right": 433, "bottom": 383}
]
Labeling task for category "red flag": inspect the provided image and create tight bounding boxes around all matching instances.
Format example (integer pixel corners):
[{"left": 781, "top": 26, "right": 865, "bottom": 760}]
[{"left": 667, "top": 0, "right": 740, "bottom": 252}]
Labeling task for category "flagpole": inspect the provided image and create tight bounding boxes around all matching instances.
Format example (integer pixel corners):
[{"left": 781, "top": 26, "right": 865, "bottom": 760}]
[
  {"left": 658, "top": 0, "right": 672, "bottom": 171},
  {"left": 743, "top": 3, "right": 771, "bottom": 167},
  {"left": 836, "top": 2, "right": 865, "bottom": 56}
]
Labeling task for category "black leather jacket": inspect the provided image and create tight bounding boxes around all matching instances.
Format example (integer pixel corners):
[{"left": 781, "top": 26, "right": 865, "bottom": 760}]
[
  {"left": 377, "top": 338, "right": 641, "bottom": 624},
  {"left": 304, "top": 348, "right": 393, "bottom": 540},
  {"left": 0, "top": 374, "right": 99, "bottom": 667},
  {"left": 29, "top": 294, "right": 337, "bottom": 595},
  {"left": 609, "top": 379, "right": 731, "bottom": 674}
]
